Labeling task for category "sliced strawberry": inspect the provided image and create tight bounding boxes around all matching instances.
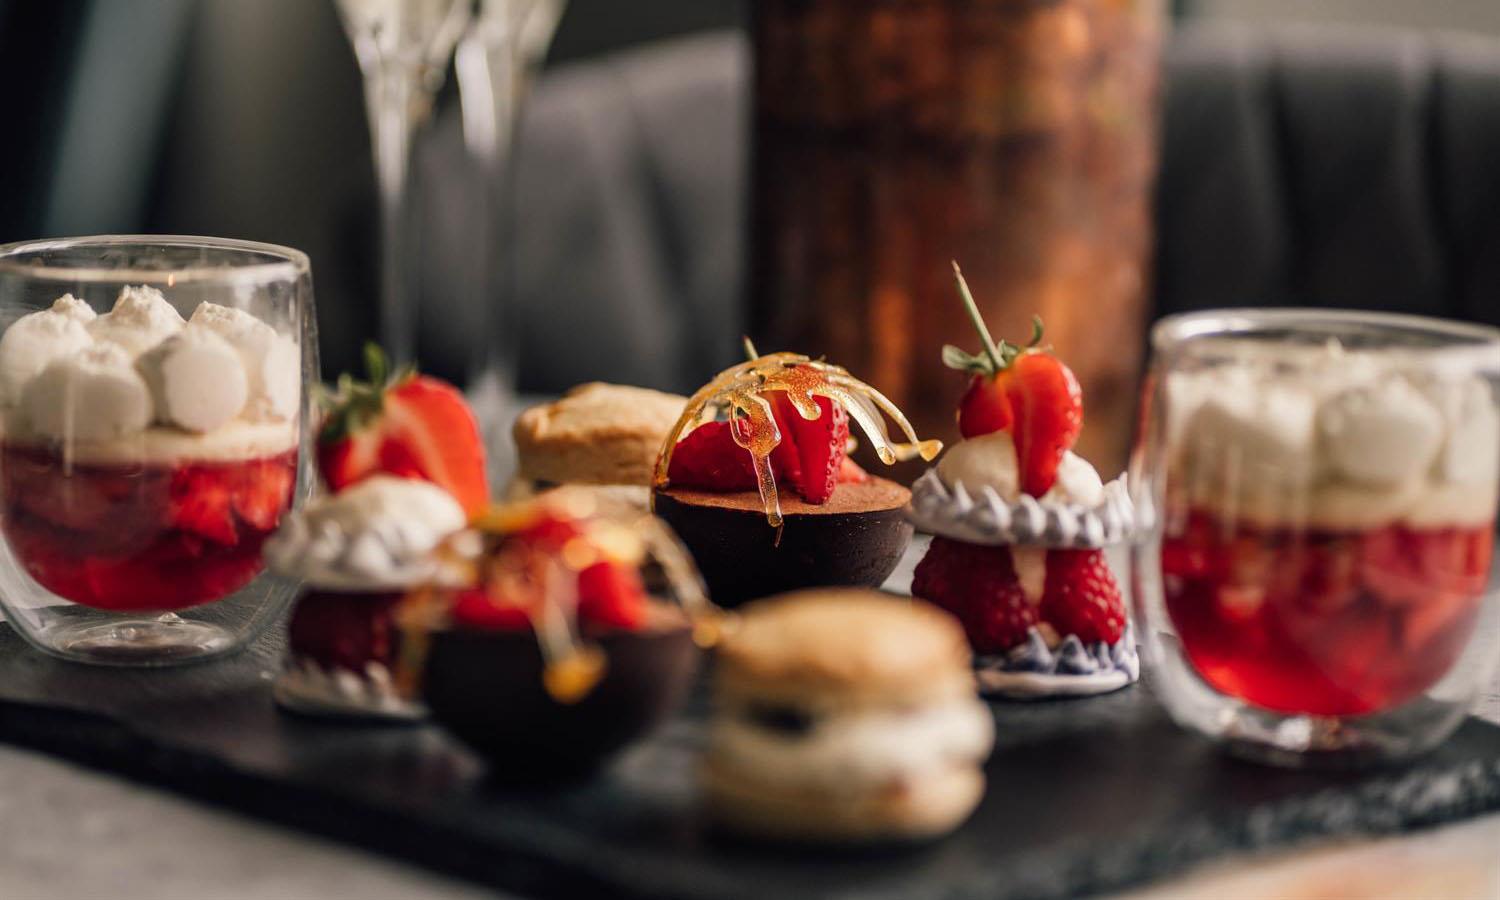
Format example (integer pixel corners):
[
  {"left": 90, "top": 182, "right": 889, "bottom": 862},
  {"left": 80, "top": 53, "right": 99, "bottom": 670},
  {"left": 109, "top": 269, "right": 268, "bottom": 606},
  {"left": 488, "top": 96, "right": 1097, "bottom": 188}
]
[
  {"left": 763, "top": 392, "right": 805, "bottom": 496},
  {"left": 1004, "top": 353, "right": 1082, "bottom": 497},
  {"left": 514, "top": 512, "right": 585, "bottom": 551},
  {"left": 837, "top": 456, "right": 869, "bottom": 483},
  {"left": 666, "top": 421, "right": 759, "bottom": 491},
  {"left": 943, "top": 264, "right": 1083, "bottom": 496},
  {"left": 1040, "top": 548, "right": 1125, "bottom": 644},
  {"left": 776, "top": 395, "right": 848, "bottom": 504},
  {"left": 577, "top": 560, "right": 648, "bottom": 631},
  {"left": 231, "top": 457, "right": 296, "bottom": 531},
  {"left": 913, "top": 537, "right": 1037, "bottom": 654},
  {"left": 449, "top": 586, "right": 532, "bottom": 631},
  {"left": 317, "top": 344, "right": 490, "bottom": 516},
  {"left": 169, "top": 469, "right": 237, "bottom": 545},
  {"left": 958, "top": 374, "right": 1012, "bottom": 439}
]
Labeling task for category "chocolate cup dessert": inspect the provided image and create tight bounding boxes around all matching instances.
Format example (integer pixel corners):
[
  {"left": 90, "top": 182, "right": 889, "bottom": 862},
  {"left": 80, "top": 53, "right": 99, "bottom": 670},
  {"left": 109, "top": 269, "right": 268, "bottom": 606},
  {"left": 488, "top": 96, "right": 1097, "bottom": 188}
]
[
  {"left": 653, "top": 477, "right": 913, "bottom": 607},
  {"left": 421, "top": 622, "right": 701, "bottom": 780}
]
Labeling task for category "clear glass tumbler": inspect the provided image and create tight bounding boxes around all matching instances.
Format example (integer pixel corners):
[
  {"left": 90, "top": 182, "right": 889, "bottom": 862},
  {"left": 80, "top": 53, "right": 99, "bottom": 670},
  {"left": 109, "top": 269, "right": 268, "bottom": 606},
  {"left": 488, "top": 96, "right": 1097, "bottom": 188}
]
[
  {"left": 1131, "top": 309, "right": 1500, "bottom": 765},
  {"left": 0, "top": 236, "right": 318, "bottom": 665}
]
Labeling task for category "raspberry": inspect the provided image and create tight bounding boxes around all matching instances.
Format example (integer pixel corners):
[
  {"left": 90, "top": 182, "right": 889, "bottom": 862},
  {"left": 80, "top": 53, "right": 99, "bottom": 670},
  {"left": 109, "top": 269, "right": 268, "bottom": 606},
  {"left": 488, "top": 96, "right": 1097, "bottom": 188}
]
[
  {"left": 1040, "top": 548, "right": 1126, "bottom": 644},
  {"left": 913, "top": 537, "right": 1036, "bottom": 654}
]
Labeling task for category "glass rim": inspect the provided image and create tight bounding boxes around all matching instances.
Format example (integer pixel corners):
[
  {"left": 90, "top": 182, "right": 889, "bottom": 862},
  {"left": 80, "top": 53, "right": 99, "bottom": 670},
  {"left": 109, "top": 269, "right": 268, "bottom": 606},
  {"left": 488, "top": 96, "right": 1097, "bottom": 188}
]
[
  {"left": 1152, "top": 307, "right": 1500, "bottom": 366},
  {"left": 0, "top": 235, "right": 310, "bottom": 287}
]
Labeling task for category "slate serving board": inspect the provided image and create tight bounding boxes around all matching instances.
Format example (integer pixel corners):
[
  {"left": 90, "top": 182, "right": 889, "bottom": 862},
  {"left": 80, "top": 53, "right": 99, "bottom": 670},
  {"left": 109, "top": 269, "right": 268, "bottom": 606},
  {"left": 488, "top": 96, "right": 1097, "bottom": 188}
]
[{"left": 0, "top": 622, "right": 1498, "bottom": 900}]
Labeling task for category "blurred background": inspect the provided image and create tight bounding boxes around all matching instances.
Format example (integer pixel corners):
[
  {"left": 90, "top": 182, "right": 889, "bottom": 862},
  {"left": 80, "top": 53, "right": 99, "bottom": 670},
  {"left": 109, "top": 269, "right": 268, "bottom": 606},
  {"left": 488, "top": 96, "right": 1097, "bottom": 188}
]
[{"left": 4, "top": 0, "right": 1500, "bottom": 469}]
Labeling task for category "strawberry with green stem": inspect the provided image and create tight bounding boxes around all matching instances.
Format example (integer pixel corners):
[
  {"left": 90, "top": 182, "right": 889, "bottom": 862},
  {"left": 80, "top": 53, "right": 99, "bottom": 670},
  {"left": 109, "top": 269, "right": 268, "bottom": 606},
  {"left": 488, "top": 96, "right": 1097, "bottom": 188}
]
[
  {"left": 943, "top": 262, "right": 1082, "bottom": 497},
  {"left": 318, "top": 343, "right": 490, "bottom": 516},
  {"left": 666, "top": 337, "right": 856, "bottom": 503}
]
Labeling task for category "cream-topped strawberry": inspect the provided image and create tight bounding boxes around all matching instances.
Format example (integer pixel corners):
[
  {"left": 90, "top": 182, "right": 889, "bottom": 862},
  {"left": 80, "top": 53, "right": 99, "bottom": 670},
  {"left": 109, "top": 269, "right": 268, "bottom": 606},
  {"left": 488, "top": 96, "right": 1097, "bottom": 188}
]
[
  {"left": 906, "top": 264, "right": 1136, "bottom": 690},
  {"left": 943, "top": 263, "right": 1082, "bottom": 497},
  {"left": 317, "top": 345, "right": 490, "bottom": 516}
]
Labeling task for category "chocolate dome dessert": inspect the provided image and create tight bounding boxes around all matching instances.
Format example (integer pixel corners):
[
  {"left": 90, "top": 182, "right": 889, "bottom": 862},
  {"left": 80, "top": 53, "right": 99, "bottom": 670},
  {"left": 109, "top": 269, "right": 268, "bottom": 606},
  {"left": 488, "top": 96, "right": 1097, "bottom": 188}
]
[{"left": 651, "top": 348, "right": 939, "bottom": 607}]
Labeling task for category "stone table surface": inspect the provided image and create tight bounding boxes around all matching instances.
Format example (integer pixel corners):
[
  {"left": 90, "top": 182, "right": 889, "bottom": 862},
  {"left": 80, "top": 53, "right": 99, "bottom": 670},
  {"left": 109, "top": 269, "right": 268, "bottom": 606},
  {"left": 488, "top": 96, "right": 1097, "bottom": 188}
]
[{"left": 0, "top": 541, "right": 1498, "bottom": 900}]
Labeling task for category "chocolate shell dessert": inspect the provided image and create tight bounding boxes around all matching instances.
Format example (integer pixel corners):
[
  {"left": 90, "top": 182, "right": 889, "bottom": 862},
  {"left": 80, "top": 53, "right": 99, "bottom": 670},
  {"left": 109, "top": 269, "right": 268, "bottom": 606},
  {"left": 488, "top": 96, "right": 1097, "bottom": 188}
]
[
  {"left": 652, "top": 346, "right": 940, "bottom": 607},
  {"left": 399, "top": 488, "right": 719, "bottom": 780},
  {"left": 422, "top": 620, "right": 699, "bottom": 779},
  {"left": 654, "top": 480, "right": 913, "bottom": 606}
]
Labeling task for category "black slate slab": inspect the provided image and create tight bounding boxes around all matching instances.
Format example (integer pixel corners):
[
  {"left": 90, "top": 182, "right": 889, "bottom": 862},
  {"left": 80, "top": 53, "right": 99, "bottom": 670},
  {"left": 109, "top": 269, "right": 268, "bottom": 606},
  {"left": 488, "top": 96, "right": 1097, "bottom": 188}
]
[{"left": 0, "top": 623, "right": 1498, "bottom": 900}]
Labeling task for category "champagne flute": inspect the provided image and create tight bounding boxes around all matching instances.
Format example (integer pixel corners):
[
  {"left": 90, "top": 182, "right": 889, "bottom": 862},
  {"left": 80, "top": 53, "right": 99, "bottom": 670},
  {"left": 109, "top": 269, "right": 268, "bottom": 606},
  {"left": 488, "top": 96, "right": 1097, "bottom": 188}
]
[{"left": 334, "top": 0, "right": 471, "bottom": 365}]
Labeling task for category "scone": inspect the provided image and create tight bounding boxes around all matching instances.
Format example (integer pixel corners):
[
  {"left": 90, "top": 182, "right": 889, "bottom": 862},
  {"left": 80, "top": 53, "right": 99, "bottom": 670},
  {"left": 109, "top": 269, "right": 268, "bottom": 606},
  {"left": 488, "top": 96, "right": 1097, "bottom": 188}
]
[
  {"left": 703, "top": 589, "right": 994, "bottom": 844},
  {"left": 511, "top": 383, "right": 686, "bottom": 503}
]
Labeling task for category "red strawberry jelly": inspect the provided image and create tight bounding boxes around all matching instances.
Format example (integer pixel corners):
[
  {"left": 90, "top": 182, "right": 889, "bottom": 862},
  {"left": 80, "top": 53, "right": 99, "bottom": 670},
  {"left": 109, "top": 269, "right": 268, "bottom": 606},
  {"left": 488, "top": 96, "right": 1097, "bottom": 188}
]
[
  {"left": 0, "top": 443, "right": 297, "bottom": 612},
  {"left": 1162, "top": 509, "right": 1492, "bottom": 716}
]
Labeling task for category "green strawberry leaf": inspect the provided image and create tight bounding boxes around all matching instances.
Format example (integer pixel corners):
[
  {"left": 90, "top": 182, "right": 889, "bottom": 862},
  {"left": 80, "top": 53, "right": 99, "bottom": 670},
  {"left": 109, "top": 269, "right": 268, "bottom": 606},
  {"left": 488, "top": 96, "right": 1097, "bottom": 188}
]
[{"left": 942, "top": 344, "right": 995, "bottom": 376}]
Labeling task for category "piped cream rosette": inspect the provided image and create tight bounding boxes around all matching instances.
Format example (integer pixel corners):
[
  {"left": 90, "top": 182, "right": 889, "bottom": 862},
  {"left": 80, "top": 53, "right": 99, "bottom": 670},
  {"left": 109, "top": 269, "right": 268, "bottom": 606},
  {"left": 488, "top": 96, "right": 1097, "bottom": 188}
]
[{"left": 905, "top": 431, "right": 1136, "bottom": 550}]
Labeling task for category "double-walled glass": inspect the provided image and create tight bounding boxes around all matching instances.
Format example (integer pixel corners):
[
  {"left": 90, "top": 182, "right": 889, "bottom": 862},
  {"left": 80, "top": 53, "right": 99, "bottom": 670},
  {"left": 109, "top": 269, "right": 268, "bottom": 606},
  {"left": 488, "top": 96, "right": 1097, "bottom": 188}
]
[
  {"left": 0, "top": 237, "right": 318, "bottom": 665},
  {"left": 1131, "top": 309, "right": 1500, "bottom": 765}
]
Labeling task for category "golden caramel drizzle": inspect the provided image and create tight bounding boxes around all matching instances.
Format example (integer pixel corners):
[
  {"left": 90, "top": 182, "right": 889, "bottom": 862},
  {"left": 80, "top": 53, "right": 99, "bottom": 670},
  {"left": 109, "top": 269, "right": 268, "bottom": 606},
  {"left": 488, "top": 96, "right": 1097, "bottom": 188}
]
[
  {"left": 652, "top": 353, "right": 942, "bottom": 525},
  {"left": 394, "top": 490, "right": 726, "bottom": 704}
]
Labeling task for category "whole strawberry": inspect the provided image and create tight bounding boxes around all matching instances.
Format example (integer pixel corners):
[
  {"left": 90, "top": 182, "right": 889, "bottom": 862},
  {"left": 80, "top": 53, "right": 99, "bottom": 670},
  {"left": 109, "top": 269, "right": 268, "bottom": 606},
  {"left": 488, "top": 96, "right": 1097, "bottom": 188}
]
[
  {"left": 913, "top": 537, "right": 1037, "bottom": 654},
  {"left": 942, "top": 263, "right": 1083, "bottom": 497},
  {"left": 318, "top": 344, "right": 490, "bottom": 516},
  {"left": 1040, "top": 548, "right": 1126, "bottom": 645}
]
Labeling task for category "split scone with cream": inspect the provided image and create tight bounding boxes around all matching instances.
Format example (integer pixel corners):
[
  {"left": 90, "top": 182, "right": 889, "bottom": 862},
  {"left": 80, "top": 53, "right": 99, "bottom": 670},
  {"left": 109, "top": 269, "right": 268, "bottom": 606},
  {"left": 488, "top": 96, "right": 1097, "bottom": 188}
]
[{"left": 703, "top": 589, "right": 994, "bottom": 843}]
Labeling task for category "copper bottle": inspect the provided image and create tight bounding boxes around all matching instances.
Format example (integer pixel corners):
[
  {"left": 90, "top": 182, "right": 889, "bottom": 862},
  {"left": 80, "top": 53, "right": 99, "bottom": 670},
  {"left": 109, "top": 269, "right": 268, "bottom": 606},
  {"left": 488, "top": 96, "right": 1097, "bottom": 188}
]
[{"left": 749, "top": 0, "right": 1164, "bottom": 474}]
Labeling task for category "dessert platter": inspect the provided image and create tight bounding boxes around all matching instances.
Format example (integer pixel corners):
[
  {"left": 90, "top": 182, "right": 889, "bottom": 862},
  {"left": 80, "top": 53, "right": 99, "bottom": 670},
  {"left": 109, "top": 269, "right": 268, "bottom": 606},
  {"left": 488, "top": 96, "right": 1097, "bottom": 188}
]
[{"left": 0, "top": 262, "right": 1498, "bottom": 898}]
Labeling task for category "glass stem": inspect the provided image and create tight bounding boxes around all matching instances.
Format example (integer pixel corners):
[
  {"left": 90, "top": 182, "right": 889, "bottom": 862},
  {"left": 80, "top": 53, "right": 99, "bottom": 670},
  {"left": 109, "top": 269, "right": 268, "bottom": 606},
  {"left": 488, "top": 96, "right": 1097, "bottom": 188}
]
[{"left": 366, "top": 67, "right": 418, "bottom": 366}]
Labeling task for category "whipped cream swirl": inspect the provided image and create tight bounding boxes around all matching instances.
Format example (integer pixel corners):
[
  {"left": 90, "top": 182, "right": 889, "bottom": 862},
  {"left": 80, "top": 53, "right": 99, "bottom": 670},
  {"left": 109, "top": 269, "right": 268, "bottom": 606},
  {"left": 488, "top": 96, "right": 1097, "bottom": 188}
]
[{"left": 265, "top": 476, "right": 467, "bottom": 591}]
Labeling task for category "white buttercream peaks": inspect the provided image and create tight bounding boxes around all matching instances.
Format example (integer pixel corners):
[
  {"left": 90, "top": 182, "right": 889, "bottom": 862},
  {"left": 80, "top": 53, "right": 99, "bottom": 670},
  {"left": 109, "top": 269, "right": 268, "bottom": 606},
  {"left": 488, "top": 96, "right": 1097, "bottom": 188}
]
[
  {"left": 0, "top": 290, "right": 300, "bottom": 453},
  {"left": 49, "top": 293, "right": 97, "bottom": 324},
  {"left": 21, "top": 342, "right": 152, "bottom": 442},
  {"left": 0, "top": 300, "right": 95, "bottom": 403},
  {"left": 265, "top": 476, "right": 467, "bottom": 590},
  {"left": 87, "top": 285, "right": 185, "bottom": 356},
  {"left": 137, "top": 325, "right": 249, "bottom": 433},
  {"left": 190, "top": 303, "right": 299, "bottom": 422},
  {"left": 1168, "top": 343, "right": 1500, "bottom": 528},
  {"left": 1317, "top": 376, "right": 1443, "bottom": 488}
]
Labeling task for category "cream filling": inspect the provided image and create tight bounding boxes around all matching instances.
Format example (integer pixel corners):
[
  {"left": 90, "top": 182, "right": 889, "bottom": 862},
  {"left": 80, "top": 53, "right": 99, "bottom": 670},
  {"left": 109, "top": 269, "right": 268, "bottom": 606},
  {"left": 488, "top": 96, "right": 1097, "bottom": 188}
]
[
  {"left": 937, "top": 430, "right": 1104, "bottom": 507},
  {"left": 708, "top": 700, "right": 994, "bottom": 793},
  {"left": 265, "top": 476, "right": 467, "bottom": 590},
  {"left": 1168, "top": 359, "right": 1500, "bottom": 530},
  {"left": 0, "top": 412, "right": 298, "bottom": 463}
]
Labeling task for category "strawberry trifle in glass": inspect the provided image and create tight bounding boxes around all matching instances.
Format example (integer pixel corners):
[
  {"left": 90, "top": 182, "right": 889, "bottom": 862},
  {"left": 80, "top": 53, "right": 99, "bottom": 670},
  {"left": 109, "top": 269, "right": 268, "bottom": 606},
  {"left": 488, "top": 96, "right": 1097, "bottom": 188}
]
[
  {"left": 1134, "top": 309, "right": 1500, "bottom": 763},
  {"left": 908, "top": 266, "right": 1137, "bottom": 698},
  {"left": 0, "top": 287, "right": 299, "bottom": 613},
  {"left": 0, "top": 235, "right": 313, "bottom": 664}
]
